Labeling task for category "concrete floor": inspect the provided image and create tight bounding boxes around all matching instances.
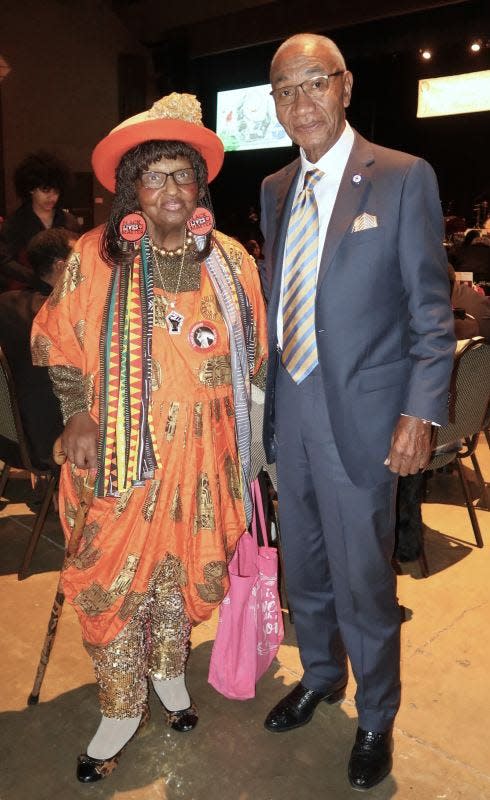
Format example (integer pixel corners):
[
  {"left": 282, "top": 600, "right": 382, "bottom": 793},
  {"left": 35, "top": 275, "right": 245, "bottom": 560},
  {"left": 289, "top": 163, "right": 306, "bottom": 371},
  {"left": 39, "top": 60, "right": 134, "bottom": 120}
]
[{"left": 1, "top": 443, "right": 489, "bottom": 800}]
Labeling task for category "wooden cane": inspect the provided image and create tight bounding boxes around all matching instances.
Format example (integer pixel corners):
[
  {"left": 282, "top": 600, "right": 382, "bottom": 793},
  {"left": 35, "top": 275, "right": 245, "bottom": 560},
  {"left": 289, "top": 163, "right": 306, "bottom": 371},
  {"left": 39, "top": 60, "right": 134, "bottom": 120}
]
[{"left": 27, "top": 437, "right": 96, "bottom": 705}]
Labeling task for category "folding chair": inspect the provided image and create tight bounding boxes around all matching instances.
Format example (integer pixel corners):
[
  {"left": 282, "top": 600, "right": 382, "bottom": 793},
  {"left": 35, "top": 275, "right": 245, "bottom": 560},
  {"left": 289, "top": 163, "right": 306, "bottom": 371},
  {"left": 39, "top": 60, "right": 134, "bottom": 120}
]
[
  {"left": 0, "top": 345, "right": 59, "bottom": 580},
  {"left": 424, "top": 337, "right": 490, "bottom": 560}
]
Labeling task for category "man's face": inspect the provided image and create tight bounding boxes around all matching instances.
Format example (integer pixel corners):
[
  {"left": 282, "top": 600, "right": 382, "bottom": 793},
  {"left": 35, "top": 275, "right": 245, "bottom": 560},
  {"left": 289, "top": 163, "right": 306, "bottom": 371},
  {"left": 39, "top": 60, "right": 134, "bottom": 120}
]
[{"left": 271, "top": 39, "right": 353, "bottom": 163}]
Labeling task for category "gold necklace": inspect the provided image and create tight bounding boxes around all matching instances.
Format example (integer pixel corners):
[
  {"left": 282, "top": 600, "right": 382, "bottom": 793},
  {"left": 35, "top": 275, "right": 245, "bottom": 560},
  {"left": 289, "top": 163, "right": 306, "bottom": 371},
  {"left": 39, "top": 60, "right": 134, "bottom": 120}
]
[
  {"left": 149, "top": 230, "right": 193, "bottom": 258},
  {"left": 151, "top": 233, "right": 187, "bottom": 335}
]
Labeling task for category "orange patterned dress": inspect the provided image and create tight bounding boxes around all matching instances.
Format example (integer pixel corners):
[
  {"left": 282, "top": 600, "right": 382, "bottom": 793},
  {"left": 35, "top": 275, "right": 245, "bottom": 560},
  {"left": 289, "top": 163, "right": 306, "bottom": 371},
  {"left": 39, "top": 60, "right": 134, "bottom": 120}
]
[{"left": 31, "top": 227, "right": 267, "bottom": 647}]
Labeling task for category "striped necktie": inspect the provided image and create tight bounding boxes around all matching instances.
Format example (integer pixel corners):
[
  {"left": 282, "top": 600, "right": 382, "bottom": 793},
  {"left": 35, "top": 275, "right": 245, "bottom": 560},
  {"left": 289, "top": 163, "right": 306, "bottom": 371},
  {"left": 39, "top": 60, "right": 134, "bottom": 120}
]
[{"left": 282, "top": 168, "right": 324, "bottom": 384}]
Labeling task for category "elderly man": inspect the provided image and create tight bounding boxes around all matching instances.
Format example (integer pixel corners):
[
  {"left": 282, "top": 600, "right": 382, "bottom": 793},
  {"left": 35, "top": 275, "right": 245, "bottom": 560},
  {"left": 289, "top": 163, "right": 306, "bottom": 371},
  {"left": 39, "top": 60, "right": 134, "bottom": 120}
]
[{"left": 260, "top": 33, "right": 455, "bottom": 790}]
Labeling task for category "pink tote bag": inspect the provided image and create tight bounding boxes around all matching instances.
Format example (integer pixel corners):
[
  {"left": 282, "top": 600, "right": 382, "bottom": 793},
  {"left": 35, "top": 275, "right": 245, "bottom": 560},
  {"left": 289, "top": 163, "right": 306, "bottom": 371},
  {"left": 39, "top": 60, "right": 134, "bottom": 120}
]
[{"left": 208, "top": 479, "right": 284, "bottom": 700}]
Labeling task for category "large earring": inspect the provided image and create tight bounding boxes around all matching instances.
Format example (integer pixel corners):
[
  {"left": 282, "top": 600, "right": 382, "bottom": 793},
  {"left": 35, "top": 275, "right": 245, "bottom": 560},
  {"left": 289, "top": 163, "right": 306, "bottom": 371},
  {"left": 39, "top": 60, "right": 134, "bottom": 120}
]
[
  {"left": 119, "top": 212, "right": 147, "bottom": 251},
  {"left": 187, "top": 207, "right": 214, "bottom": 253}
]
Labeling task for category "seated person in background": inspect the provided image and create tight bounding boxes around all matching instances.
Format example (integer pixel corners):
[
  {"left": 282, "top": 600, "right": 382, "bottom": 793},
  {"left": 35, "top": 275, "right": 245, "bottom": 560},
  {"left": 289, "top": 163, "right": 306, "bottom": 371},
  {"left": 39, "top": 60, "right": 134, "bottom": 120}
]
[
  {"left": 447, "top": 228, "right": 478, "bottom": 277},
  {"left": 451, "top": 226, "right": 490, "bottom": 291},
  {"left": 0, "top": 238, "right": 36, "bottom": 292},
  {"left": 0, "top": 228, "right": 76, "bottom": 468},
  {"left": 244, "top": 238, "right": 263, "bottom": 262},
  {"left": 0, "top": 151, "right": 79, "bottom": 287},
  {"left": 463, "top": 228, "right": 481, "bottom": 245},
  {"left": 449, "top": 264, "right": 490, "bottom": 340}
]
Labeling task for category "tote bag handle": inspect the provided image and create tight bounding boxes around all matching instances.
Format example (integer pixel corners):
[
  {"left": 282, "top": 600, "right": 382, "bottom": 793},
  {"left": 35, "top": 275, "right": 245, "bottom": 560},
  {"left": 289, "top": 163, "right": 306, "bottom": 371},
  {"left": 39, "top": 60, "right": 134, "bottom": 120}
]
[{"left": 251, "top": 477, "right": 268, "bottom": 548}]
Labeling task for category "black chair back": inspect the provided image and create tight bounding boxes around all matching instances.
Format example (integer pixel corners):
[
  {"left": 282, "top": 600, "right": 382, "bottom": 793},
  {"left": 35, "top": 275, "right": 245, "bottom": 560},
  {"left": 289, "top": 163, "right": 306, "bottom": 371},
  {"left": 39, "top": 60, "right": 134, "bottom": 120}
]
[
  {"left": 0, "top": 345, "right": 59, "bottom": 579},
  {"left": 425, "top": 337, "right": 490, "bottom": 551}
]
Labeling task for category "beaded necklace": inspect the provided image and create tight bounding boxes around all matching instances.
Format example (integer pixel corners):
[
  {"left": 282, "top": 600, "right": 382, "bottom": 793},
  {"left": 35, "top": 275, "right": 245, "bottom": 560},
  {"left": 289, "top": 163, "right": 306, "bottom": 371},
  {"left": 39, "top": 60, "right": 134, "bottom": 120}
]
[{"left": 150, "top": 230, "right": 190, "bottom": 334}]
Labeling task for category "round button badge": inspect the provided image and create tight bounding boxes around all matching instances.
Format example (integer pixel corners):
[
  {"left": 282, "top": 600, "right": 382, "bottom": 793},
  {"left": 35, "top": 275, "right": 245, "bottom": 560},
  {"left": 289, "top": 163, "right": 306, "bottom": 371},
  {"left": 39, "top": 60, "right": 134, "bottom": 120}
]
[
  {"left": 189, "top": 322, "right": 218, "bottom": 351},
  {"left": 186, "top": 207, "right": 214, "bottom": 236},
  {"left": 119, "top": 213, "right": 147, "bottom": 242}
]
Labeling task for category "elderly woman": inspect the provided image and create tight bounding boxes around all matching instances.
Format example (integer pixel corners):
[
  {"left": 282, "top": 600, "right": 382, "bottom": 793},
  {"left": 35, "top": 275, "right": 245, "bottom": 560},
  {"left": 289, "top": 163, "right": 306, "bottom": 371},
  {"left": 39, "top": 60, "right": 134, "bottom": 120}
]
[{"left": 32, "top": 93, "right": 267, "bottom": 782}]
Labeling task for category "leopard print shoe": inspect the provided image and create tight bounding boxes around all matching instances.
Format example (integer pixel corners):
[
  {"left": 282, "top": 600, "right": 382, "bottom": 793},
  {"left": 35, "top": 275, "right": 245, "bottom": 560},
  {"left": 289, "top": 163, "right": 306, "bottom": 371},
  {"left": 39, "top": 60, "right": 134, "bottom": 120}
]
[
  {"left": 164, "top": 702, "right": 198, "bottom": 732},
  {"left": 76, "top": 703, "right": 150, "bottom": 783}
]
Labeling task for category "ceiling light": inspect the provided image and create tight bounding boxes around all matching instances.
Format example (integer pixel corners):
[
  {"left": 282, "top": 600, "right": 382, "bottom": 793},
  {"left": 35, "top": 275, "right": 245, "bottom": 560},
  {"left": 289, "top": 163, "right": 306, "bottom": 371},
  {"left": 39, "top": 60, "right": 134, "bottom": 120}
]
[
  {"left": 470, "top": 39, "right": 482, "bottom": 52},
  {"left": 420, "top": 48, "right": 432, "bottom": 60}
]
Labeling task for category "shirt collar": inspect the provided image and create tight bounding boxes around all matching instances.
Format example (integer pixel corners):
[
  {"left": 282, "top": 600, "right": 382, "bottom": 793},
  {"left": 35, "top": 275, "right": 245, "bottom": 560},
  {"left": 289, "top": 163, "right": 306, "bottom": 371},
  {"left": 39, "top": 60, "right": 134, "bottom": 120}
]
[{"left": 299, "top": 121, "right": 354, "bottom": 183}]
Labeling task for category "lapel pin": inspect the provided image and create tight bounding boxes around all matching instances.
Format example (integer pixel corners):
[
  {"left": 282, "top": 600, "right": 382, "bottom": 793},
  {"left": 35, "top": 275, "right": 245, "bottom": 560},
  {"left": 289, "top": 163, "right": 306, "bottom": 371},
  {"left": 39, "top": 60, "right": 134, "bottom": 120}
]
[{"left": 352, "top": 174, "right": 362, "bottom": 185}]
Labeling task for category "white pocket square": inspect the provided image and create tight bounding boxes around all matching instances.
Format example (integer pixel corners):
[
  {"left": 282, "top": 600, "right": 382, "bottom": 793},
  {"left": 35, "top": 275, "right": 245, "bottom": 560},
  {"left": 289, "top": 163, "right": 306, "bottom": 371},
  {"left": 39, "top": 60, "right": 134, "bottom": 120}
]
[{"left": 352, "top": 212, "right": 378, "bottom": 233}]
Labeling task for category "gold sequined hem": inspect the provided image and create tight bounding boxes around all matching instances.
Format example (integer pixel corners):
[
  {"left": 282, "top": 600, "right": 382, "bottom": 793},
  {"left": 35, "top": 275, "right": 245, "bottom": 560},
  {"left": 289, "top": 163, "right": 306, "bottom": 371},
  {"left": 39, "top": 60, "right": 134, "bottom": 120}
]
[{"left": 85, "top": 573, "right": 191, "bottom": 717}]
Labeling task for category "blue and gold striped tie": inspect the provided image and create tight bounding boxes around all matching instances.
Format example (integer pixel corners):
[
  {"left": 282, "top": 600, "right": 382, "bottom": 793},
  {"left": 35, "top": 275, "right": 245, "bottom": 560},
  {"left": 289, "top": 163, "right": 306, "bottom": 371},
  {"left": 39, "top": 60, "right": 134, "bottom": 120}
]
[{"left": 282, "top": 168, "right": 324, "bottom": 384}]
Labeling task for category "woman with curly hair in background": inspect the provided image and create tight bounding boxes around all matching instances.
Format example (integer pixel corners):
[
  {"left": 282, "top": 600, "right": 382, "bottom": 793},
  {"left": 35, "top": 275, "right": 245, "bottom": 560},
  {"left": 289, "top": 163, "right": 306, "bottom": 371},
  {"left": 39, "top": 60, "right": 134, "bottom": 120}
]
[{"left": 1, "top": 150, "right": 79, "bottom": 284}]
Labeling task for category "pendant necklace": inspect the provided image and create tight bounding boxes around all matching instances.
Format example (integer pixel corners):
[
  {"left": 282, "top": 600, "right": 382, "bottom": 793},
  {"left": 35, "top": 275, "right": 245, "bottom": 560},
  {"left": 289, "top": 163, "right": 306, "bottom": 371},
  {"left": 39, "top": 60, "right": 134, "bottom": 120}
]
[{"left": 151, "top": 231, "right": 190, "bottom": 335}]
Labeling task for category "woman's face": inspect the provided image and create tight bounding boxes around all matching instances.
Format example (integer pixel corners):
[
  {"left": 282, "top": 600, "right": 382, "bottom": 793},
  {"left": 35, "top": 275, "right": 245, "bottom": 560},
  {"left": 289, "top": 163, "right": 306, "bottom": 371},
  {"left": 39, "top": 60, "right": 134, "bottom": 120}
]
[
  {"left": 31, "top": 186, "right": 60, "bottom": 214},
  {"left": 135, "top": 155, "right": 199, "bottom": 243}
]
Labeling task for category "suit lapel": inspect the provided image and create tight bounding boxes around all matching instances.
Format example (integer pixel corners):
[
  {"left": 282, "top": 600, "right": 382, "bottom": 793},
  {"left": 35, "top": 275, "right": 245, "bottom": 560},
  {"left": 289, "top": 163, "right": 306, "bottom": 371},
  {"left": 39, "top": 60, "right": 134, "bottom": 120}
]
[{"left": 317, "top": 133, "right": 375, "bottom": 292}]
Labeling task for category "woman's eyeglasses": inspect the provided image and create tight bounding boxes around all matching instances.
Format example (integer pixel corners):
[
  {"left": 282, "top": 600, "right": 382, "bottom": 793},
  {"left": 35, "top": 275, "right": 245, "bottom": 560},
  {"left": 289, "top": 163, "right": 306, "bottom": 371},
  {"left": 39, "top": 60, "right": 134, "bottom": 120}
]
[{"left": 139, "top": 168, "right": 197, "bottom": 189}]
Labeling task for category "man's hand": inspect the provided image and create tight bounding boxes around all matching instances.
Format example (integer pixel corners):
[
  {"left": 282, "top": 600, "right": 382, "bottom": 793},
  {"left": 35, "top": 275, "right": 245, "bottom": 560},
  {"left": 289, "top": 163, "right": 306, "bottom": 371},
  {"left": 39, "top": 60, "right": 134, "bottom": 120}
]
[
  {"left": 384, "top": 415, "right": 433, "bottom": 476},
  {"left": 61, "top": 412, "right": 98, "bottom": 470}
]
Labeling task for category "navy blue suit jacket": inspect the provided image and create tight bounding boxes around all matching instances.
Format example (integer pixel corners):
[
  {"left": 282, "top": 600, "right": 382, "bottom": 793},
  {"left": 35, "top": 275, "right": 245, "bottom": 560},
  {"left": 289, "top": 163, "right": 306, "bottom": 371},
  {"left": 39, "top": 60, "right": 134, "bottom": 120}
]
[{"left": 260, "top": 130, "right": 456, "bottom": 487}]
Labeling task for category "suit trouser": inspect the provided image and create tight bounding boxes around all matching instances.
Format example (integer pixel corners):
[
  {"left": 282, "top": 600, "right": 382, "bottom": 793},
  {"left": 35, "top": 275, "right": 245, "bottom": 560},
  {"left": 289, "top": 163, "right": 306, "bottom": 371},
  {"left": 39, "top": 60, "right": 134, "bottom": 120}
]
[{"left": 274, "top": 362, "right": 400, "bottom": 732}]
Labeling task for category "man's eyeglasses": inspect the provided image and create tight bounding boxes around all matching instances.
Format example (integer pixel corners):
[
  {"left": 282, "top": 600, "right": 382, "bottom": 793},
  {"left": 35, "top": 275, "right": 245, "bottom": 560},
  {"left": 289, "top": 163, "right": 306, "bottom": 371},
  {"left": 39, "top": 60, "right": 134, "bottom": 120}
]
[
  {"left": 139, "top": 168, "right": 197, "bottom": 190},
  {"left": 270, "top": 72, "right": 345, "bottom": 106}
]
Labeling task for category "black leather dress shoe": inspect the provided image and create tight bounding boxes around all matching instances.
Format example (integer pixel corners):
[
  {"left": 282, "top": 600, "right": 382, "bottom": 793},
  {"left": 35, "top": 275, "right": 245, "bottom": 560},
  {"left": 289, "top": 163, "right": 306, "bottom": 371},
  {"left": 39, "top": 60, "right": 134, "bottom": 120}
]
[
  {"left": 76, "top": 704, "right": 150, "bottom": 783},
  {"left": 163, "top": 702, "right": 198, "bottom": 732},
  {"left": 348, "top": 727, "right": 393, "bottom": 791},
  {"left": 264, "top": 680, "right": 346, "bottom": 733}
]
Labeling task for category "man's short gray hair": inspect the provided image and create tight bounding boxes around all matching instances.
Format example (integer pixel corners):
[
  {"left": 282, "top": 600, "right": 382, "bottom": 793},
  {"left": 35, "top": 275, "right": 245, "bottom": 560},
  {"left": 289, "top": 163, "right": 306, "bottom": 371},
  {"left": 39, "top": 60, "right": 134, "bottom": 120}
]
[{"left": 271, "top": 33, "right": 347, "bottom": 77}]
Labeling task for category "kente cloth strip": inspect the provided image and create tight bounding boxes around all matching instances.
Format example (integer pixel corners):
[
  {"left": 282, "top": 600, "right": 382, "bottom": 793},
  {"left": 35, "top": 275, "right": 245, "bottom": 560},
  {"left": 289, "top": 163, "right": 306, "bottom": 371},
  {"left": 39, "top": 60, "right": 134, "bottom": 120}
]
[
  {"left": 205, "top": 244, "right": 253, "bottom": 527},
  {"left": 96, "top": 239, "right": 161, "bottom": 498},
  {"left": 282, "top": 168, "right": 324, "bottom": 384},
  {"left": 214, "top": 237, "right": 255, "bottom": 378}
]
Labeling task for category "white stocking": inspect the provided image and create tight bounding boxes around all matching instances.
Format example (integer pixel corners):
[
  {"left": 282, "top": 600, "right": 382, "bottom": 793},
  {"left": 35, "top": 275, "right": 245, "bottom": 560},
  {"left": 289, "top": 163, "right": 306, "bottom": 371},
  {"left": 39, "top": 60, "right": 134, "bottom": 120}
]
[
  {"left": 151, "top": 674, "right": 190, "bottom": 711},
  {"left": 86, "top": 713, "right": 142, "bottom": 760}
]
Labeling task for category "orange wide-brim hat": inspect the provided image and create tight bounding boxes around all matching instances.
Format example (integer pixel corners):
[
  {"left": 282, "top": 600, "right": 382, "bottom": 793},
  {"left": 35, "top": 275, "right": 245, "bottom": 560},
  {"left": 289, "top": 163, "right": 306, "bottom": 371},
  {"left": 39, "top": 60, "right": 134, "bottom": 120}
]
[{"left": 92, "top": 93, "right": 225, "bottom": 193}]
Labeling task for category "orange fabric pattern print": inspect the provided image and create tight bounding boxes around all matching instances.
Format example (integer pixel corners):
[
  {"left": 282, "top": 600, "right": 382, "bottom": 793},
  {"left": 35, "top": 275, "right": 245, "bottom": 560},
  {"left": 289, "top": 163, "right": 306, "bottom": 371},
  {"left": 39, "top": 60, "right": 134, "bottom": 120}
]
[{"left": 32, "top": 228, "right": 268, "bottom": 646}]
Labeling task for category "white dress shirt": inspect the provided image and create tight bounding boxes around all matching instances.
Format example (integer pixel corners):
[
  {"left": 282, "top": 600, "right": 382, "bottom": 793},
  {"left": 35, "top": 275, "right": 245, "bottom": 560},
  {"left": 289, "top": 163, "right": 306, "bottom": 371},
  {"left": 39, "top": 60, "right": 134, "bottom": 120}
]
[{"left": 277, "top": 121, "right": 355, "bottom": 347}]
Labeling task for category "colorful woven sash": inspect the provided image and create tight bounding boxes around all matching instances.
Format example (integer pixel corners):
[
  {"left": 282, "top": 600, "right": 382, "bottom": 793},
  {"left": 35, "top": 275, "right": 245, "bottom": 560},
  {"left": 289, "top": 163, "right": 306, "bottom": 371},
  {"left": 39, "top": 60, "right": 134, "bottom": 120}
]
[
  {"left": 96, "top": 238, "right": 161, "bottom": 497},
  {"left": 95, "top": 234, "right": 251, "bottom": 502}
]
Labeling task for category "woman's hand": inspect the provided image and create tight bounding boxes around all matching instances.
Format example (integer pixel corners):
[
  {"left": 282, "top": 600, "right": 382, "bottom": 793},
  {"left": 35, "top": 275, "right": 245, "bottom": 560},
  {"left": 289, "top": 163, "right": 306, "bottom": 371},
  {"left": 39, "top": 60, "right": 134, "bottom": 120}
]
[{"left": 61, "top": 412, "right": 98, "bottom": 470}]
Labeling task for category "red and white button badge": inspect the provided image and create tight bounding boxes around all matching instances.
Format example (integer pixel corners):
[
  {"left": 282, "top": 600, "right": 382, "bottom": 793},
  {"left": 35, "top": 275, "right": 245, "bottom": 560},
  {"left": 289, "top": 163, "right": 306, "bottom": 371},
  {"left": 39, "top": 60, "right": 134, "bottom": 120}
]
[
  {"left": 186, "top": 207, "right": 214, "bottom": 237},
  {"left": 189, "top": 321, "right": 218, "bottom": 351},
  {"left": 119, "top": 213, "right": 147, "bottom": 241}
]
